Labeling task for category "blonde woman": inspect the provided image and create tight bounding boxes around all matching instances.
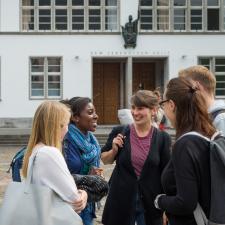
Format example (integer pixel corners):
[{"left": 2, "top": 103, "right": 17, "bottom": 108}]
[{"left": 22, "top": 101, "right": 87, "bottom": 213}]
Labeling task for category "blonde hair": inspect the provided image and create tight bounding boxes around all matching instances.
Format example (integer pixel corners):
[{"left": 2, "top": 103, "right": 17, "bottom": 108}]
[
  {"left": 178, "top": 65, "right": 216, "bottom": 95},
  {"left": 22, "top": 101, "right": 71, "bottom": 178}
]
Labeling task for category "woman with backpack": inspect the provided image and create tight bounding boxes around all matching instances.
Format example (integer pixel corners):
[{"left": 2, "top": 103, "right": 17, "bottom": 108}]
[
  {"left": 101, "top": 90, "right": 171, "bottom": 225},
  {"left": 154, "top": 77, "right": 216, "bottom": 225},
  {"left": 61, "top": 97, "right": 101, "bottom": 225}
]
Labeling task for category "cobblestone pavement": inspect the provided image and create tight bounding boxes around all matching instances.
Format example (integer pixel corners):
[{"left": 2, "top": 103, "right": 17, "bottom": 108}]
[{"left": 0, "top": 146, "right": 114, "bottom": 225}]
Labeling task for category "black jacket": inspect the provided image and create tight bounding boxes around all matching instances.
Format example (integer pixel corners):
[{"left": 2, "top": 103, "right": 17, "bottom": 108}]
[
  {"left": 101, "top": 125, "right": 171, "bottom": 225},
  {"left": 159, "top": 135, "right": 211, "bottom": 225}
]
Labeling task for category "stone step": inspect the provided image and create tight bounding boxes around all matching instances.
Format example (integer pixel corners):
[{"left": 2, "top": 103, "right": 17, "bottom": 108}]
[{"left": 0, "top": 128, "right": 175, "bottom": 146}]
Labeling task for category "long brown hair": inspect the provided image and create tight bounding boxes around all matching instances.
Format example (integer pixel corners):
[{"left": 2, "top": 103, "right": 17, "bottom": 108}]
[
  {"left": 22, "top": 101, "right": 71, "bottom": 178},
  {"left": 165, "top": 77, "right": 216, "bottom": 139}
]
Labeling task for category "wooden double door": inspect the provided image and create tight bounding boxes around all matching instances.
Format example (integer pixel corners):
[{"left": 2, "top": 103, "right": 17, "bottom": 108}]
[
  {"left": 93, "top": 63, "right": 120, "bottom": 124},
  {"left": 93, "top": 62, "right": 155, "bottom": 125}
]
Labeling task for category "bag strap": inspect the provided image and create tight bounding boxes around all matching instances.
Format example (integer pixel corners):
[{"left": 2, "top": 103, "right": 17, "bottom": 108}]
[
  {"left": 194, "top": 203, "right": 208, "bottom": 225},
  {"left": 177, "top": 131, "right": 222, "bottom": 143},
  {"left": 25, "top": 148, "right": 39, "bottom": 187}
]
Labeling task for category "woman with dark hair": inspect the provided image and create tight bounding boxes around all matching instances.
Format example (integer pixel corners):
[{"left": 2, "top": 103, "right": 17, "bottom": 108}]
[
  {"left": 154, "top": 77, "right": 216, "bottom": 225},
  {"left": 101, "top": 90, "right": 171, "bottom": 225},
  {"left": 62, "top": 97, "right": 101, "bottom": 225}
]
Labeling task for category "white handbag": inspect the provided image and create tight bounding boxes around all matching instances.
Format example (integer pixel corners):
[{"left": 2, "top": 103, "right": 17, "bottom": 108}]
[{"left": 0, "top": 152, "right": 83, "bottom": 225}]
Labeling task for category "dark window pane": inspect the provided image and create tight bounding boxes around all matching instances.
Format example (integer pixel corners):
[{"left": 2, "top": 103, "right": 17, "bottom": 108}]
[
  {"left": 39, "top": 9, "right": 51, "bottom": 30},
  {"left": 73, "top": 24, "right": 84, "bottom": 29},
  {"left": 141, "top": 16, "right": 152, "bottom": 23},
  {"left": 191, "top": 0, "right": 202, "bottom": 6},
  {"left": 72, "top": 0, "right": 84, "bottom": 5},
  {"left": 216, "top": 83, "right": 225, "bottom": 89},
  {"left": 72, "top": 16, "right": 84, "bottom": 23},
  {"left": 89, "top": 9, "right": 100, "bottom": 15},
  {"left": 174, "top": 9, "right": 186, "bottom": 30},
  {"left": 89, "top": 9, "right": 101, "bottom": 30},
  {"left": 48, "top": 76, "right": 60, "bottom": 82},
  {"left": 216, "top": 58, "right": 225, "bottom": 65},
  {"left": 199, "top": 58, "right": 210, "bottom": 65},
  {"left": 55, "top": 0, "right": 67, "bottom": 5},
  {"left": 31, "top": 58, "right": 44, "bottom": 65},
  {"left": 208, "top": 0, "right": 219, "bottom": 6},
  {"left": 191, "top": 9, "right": 202, "bottom": 30},
  {"left": 105, "top": 0, "right": 117, "bottom": 6},
  {"left": 216, "top": 66, "right": 225, "bottom": 72},
  {"left": 72, "top": 9, "right": 84, "bottom": 16},
  {"left": 48, "top": 66, "right": 60, "bottom": 72},
  {"left": 31, "top": 58, "right": 44, "bottom": 72},
  {"left": 89, "top": 23, "right": 101, "bottom": 30},
  {"left": 31, "top": 76, "right": 44, "bottom": 82},
  {"left": 55, "top": 9, "right": 67, "bottom": 30},
  {"left": 89, "top": 16, "right": 100, "bottom": 22},
  {"left": 140, "top": 0, "right": 152, "bottom": 6},
  {"left": 207, "top": 9, "right": 219, "bottom": 30},
  {"left": 39, "top": 24, "right": 51, "bottom": 30},
  {"left": 216, "top": 76, "right": 225, "bottom": 82},
  {"left": 174, "top": 0, "right": 186, "bottom": 6},
  {"left": 89, "top": 0, "right": 100, "bottom": 6},
  {"left": 48, "top": 58, "right": 61, "bottom": 65},
  {"left": 39, "top": 0, "right": 51, "bottom": 6},
  {"left": 141, "top": 9, "right": 152, "bottom": 16},
  {"left": 22, "top": 0, "right": 34, "bottom": 6},
  {"left": 216, "top": 89, "right": 225, "bottom": 96},
  {"left": 48, "top": 83, "right": 60, "bottom": 89},
  {"left": 141, "top": 24, "right": 152, "bottom": 30}
]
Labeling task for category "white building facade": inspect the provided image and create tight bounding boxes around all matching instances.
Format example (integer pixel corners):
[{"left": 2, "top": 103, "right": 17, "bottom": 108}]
[{"left": 0, "top": 0, "right": 225, "bottom": 126}]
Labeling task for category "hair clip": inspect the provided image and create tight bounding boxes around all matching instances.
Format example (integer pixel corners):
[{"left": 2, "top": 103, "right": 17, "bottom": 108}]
[{"left": 189, "top": 86, "right": 197, "bottom": 94}]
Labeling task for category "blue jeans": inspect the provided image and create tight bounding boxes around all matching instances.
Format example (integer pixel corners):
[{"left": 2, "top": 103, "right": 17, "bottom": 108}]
[
  {"left": 131, "top": 193, "right": 146, "bottom": 225},
  {"left": 80, "top": 203, "right": 95, "bottom": 225}
]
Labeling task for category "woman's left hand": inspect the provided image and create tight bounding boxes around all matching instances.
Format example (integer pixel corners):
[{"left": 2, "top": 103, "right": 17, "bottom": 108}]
[{"left": 72, "top": 190, "right": 88, "bottom": 213}]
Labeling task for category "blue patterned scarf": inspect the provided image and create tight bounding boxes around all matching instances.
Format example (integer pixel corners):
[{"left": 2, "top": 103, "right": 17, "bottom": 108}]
[{"left": 67, "top": 123, "right": 100, "bottom": 173}]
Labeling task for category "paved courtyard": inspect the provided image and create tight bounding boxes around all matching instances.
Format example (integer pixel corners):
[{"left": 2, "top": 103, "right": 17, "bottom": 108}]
[{"left": 0, "top": 146, "right": 114, "bottom": 225}]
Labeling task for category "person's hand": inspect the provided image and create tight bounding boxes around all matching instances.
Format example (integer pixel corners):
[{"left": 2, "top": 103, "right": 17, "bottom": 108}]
[
  {"left": 72, "top": 190, "right": 88, "bottom": 213},
  {"left": 163, "top": 212, "right": 168, "bottom": 225},
  {"left": 112, "top": 133, "right": 125, "bottom": 153}
]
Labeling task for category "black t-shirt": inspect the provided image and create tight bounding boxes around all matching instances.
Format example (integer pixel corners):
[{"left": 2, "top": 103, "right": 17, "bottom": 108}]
[{"left": 159, "top": 135, "right": 211, "bottom": 225}]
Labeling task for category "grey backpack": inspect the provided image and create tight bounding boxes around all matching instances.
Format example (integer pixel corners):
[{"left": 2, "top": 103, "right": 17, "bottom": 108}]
[{"left": 180, "top": 131, "right": 225, "bottom": 225}]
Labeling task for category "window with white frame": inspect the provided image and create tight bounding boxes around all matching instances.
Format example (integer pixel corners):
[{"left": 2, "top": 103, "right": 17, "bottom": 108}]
[
  {"left": 21, "top": 0, "right": 119, "bottom": 32},
  {"left": 139, "top": 0, "right": 225, "bottom": 32},
  {"left": 199, "top": 57, "right": 225, "bottom": 97},
  {"left": 156, "top": 0, "right": 170, "bottom": 31},
  {"left": 30, "top": 57, "right": 62, "bottom": 99},
  {"left": 190, "top": 0, "right": 202, "bottom": 31},
  {"left": 22, "top": 0, "right": 35, "bottom": 30},
  {"left": 174, "top": 0, "right": 186, "bottom": 31},
  {"left": 207, "top": 0, "right": 220, "bottom": 30},
  {"left": 140, "top": 0, "right": 153, "bottom": 31}
]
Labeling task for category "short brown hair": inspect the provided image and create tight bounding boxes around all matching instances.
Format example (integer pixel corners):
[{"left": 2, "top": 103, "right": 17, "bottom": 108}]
[
  {"left": 131, "top": 90, "right": 158, "bottom": 109},
  {"left": 178, "top": 65, "right": 216, "bottom": 95}
]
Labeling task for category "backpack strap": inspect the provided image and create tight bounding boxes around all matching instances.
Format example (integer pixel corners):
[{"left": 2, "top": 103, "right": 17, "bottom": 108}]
[
  {"left": 193, "top": 203, "right": 208, "bottom": 225},
  {"left": 211, "top": 109, "right": 225, "bottom": 121},
  {"left": 177, "top": 131, "right": 210, "bottom": 143},
  {"left": 177, "top": 131, "right": 222, "bottom": 143}
]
